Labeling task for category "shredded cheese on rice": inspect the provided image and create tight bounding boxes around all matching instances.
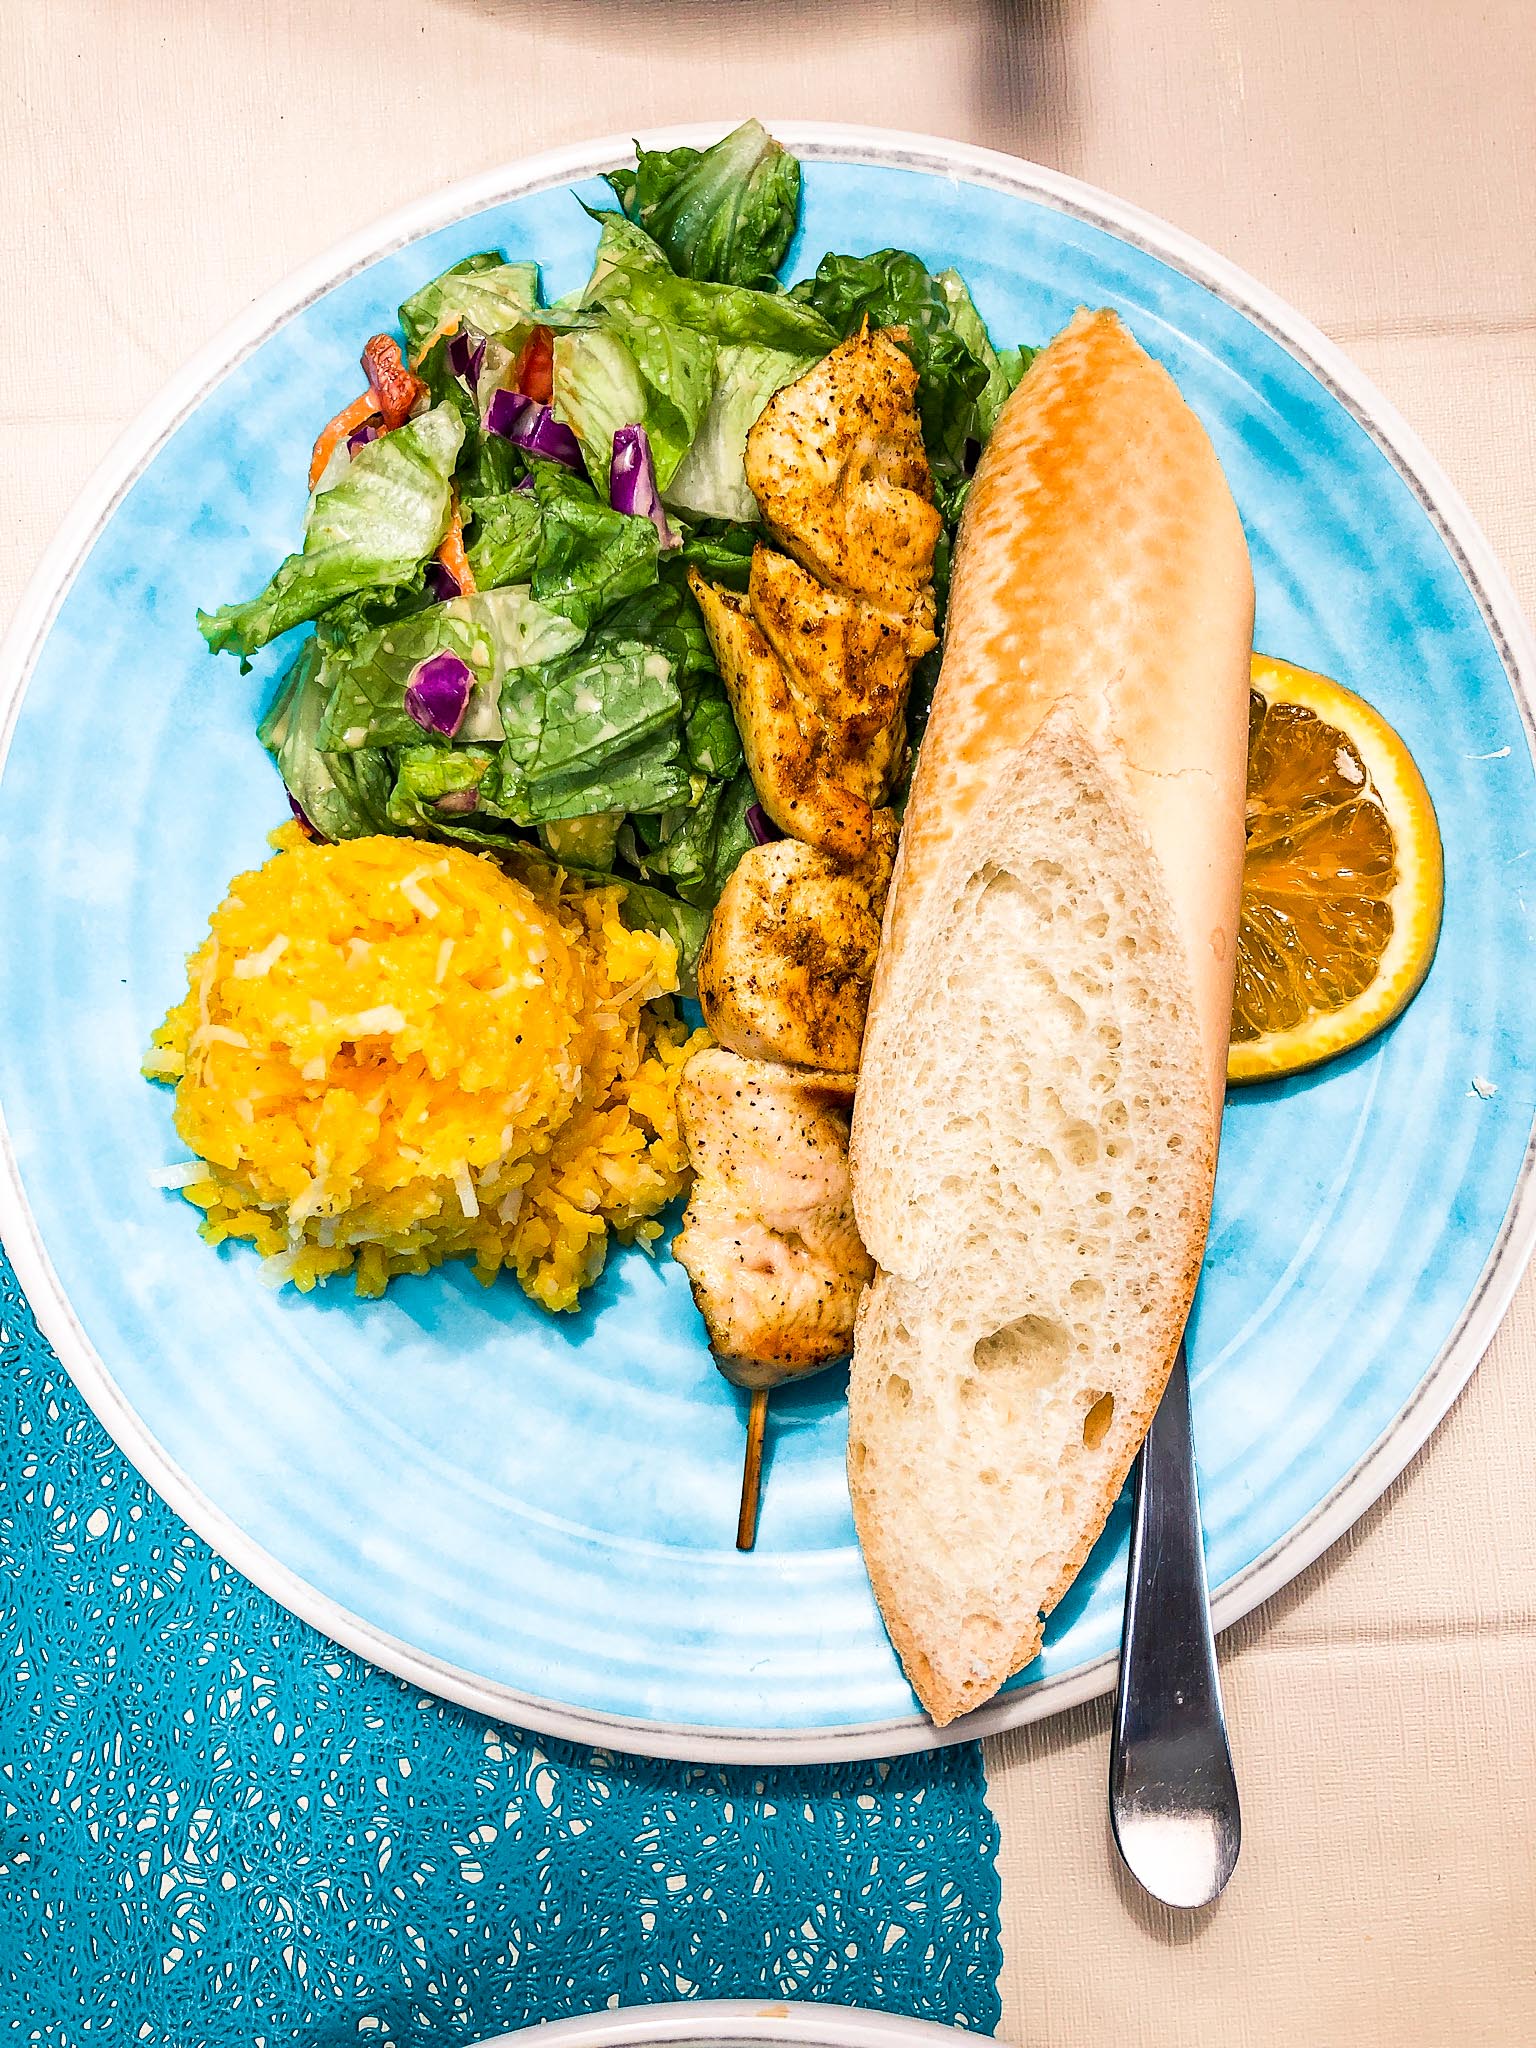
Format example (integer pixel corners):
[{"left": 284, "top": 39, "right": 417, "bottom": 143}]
[{"left": 144, "top": 828, "right": 704, "bottom": 1310}]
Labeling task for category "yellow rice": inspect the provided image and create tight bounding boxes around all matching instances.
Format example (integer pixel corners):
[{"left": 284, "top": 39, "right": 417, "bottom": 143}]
[{"left": 144, "top": 826, "right": 705, "bottom": 1309}]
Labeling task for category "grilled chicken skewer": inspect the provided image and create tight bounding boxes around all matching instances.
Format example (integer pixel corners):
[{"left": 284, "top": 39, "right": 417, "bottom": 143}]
[{"left": 672, "top": 328, "right": 939, "bottom": 1544}]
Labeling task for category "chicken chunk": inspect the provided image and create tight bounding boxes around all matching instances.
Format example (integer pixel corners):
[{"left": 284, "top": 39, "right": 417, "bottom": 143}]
[
  {"left": 745, "top": 327, "right": 943, "bottom": 626},
  {"left": 688, "top": 569, "right": 874, "bottom": 862},
  {"left": 672, "top": 1048, "right": 872, "bottom": 1389},
  {"left": 697, "top": 815, "right": 897, "bottom": 1072},
  {"left": 751, "top": 544, "right": 934, "bottom": 750}
]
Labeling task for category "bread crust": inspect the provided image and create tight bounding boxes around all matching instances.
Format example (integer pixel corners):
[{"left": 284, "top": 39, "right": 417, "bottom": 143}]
[
  {"left": 871, "top": 307, "right": 1253, "bottom": 1129},
  {"left": 848, "top": 309, "right": 1252, "bottom": 1726}
]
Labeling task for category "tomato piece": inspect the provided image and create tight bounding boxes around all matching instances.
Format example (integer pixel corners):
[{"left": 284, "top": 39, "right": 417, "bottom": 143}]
[
  {"left": 362, "top": 333, "right": 426, "bottom": 429},
  {"left": 515, "top": 325, "right": 554, "bottom": 403}
]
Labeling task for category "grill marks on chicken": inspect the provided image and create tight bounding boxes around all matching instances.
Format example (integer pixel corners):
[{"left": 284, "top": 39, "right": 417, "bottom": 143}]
[
  {"left": 675, "top": 329, "right": 938, "bottom": 1387},
  {"left": 745, "top": 327, "right": 942, "bottom": 628},
  {"left": 697, "top": 815, "right": 898, "bottom": 1072},
  {"left": 751, "top": 547, "right": 932, "bottom": 747},
  {"left": 687, "top": 574, "right": 876, "bottom": 862}
]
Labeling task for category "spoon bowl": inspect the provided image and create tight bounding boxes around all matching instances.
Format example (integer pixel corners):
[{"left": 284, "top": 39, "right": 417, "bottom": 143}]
[{"left": 1109, "top": 1339, "right": 1241, "bottom": 1909}]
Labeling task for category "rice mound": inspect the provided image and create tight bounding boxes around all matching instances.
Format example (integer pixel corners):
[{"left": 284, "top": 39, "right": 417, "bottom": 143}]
[{"left": 145, "top": 827, "right": 704, "bottom": 1309}]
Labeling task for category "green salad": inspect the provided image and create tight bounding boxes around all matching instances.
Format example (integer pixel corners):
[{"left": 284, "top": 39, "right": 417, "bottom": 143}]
[{"left": 200, "top": 121, "right": 1031, "bottom": 967}]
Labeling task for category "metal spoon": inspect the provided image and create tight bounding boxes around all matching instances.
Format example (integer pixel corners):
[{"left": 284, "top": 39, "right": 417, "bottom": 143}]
[{"left": 1109, "top": 1337, "right": 1241, "bottom": 1908}]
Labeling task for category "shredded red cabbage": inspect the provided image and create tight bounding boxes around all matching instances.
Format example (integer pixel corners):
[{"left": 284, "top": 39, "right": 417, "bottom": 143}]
[
  {"left": 484, "top": 388, "right": 529, "bottom": 438},
  {"left": 346, "top": 419, "right": 381, "bottom": 454},
  {"left": 425, "top": 561, "right": 461, "bottom": 602},
  {"left": 433, "top": 788, "right": 481, "bottom": 814},
  {"left": 609, "top": 425, "right": 679, "bottom": 548},
  {"left": 484, "top": 389, "right": 584, "bottom": 470},
  {"left": 746, "top": 803, "right": 778, "bottom": 845},
  {"left": 287, "top": 790, "right": 318, "bottom": 837},
  {"left": 404, "top": 652, "right": 473, "bottom": 737},
  {"left": 446, "top": 330, "right": 487, "bottom": 391}
]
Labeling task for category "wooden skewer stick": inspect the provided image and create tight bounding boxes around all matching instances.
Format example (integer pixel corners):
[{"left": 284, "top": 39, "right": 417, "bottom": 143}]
[{"left": 736, "top": 1387, "right": 770, "bottom": 1551}]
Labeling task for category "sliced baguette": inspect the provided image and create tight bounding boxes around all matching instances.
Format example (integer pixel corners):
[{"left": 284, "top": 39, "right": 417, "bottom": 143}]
[{"left": 848, "top": 308, "right": 1253, "bottom": 1725}]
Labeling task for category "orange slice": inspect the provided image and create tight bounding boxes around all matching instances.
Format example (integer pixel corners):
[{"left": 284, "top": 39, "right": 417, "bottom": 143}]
[{"left": 1228, "top": 653, "right": 1444, "bottom": 1083}]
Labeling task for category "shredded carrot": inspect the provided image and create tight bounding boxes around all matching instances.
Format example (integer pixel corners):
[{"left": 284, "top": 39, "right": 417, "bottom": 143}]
[
  {"left": 308, "top": 393, "right": 377, "bottom": 489},
  {"left": 411, "top": 316, "right": 461, "bottom": 370},
  {"left": 437, "top": 493, "right": 475, "bottom": 595}
]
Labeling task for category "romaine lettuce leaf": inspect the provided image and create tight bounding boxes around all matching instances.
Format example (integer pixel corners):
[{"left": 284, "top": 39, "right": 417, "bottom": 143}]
[
  {"left": 317, "top": 586, "right": 582, "bottom": 752},
  {"left": 385, "top": 745, "right": 514, "bottom": 846},
  {"left": 580, "top": 209, "right": 670, "bottom": 299},
  {"left": 259, "top": 639, "right": 396, "bottom": 841},
  {"left": 464, "top": 486, "right": 543, "bottom": 590},
  {"left": 529, "top": 463, "right": 661, "bottom": 630},
  {"left": 312, "top": 581, "right": 437, "bottom": 652},
  {"left": 552, "top": 314, "right": 716, "bottom": 491},
  {"left": 676, "top": 520, "right": 756, "bottom": 592},
  {"left": 538, "top": 811, "right": 624, "bottom": 869},
  {"left": 664, "top": 341, "right": 811, "bottom": 521},
  {"left": 607, "top": 578, "right": 715, "bottom": 680},
  {"left": 605, "top": 120, "right": 801, "bottom": 289},
  {"left": 604, "top": 309, "right": 717, "bottom": 485},
  {"left": 317, "top": 602, "right": 494, "bottom": 752},
  {"left": 937, "top": 269, "right": 1034, "bottom": 437},
  {"left": 322, "top": 749, "right": 400, "bottom": 840},
  {"left": 198, "top": 403, "right": 464, "bottom": 659},
  {"left": 997, "top": 344, "right": 1035, "bottom": 396},
  {"left": 681, "top": 669, "right": 744, "bottom": 780},
  {"left": 551, "top": 329, "right": 649, "bottom": 487},
  {"left": 635, "top": 768, "right": 756, "bottom": 907},
  {"left": 254, "top": 637, "right": 310, "bottom": 756},
  {"left": 398, "top": 253, "right": 542, "bottom": 357},
  {"left": 469, "top": 586, "right": 590, "bottom": 705},
  {"left": 608, "top": 576, "right": 740, "bottom": 766},
  {"left": 582, "top": 213, "right": 835, "bottom": 355},
  {"left": 490, "top": 624, "right": 692, "bottom": 825}
]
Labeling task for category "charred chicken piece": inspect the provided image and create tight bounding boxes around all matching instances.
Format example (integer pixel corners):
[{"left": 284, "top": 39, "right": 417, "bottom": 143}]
[
  {"left": 697, "top": 813, "right": 897, "bottom": 1072},
  {"left": 687, "top": 570, "right": 874, "bottom": 863},
  {"left": 744, "top": 327, "right": 943, "bottom": 629},
  {"left": 750, "top": 544, "right": 934, "bottom": 751}
]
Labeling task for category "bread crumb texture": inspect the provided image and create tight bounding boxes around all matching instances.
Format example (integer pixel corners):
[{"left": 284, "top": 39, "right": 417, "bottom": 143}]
[{"left": 848, "top": 706, "right": 1214, "bottom": 1723}]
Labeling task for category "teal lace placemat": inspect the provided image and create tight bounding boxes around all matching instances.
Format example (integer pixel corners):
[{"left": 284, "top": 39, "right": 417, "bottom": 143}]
[{"left": 0, "top": 1257, "right": 1001, "bottom": 2044}]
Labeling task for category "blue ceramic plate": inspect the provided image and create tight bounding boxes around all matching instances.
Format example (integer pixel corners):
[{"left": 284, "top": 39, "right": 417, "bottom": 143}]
[{"left": 2, "top": 128, "right": 1533, "bottom": 1761}]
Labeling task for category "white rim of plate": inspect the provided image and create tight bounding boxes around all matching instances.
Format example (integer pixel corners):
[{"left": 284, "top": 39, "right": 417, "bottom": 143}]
[
  {"left": 2, "top": 123, "right": 1534, "bottom": 1764},
  {"left": 472, "top": 2001, "right": 1007, "bottom": 2048}
]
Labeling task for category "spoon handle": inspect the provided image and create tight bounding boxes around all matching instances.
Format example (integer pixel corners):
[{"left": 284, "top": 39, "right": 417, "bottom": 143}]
[{"left": 1109, "top": 1338, "right": 1241, "bottom": 1908}]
